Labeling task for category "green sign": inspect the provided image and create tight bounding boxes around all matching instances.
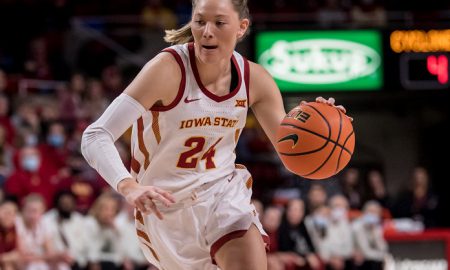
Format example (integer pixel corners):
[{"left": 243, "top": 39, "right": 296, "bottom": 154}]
[{"left": 256, "top": 30, "right": 383, "bottom": 92}]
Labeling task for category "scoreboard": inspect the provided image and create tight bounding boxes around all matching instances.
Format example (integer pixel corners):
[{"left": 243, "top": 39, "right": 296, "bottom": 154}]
[
  {"left": 254, "top": 29, "right": 450, "bottom": 92},
  {"left": 390, "top": 29, "right": 450, "bottom": 91},
  {"left": 400, "top": 53, "right": 449, "bottom": 90}
]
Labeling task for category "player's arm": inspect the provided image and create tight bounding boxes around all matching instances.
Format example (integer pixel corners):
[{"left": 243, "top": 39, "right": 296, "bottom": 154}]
[
  {"left": 249, "top": 62, "right": 351, "bottom": 148},
  {"left": 123, "top": 52, "right": 181, "bottom": 110},
  {"left": 81, "top": 53, "right": 178, "bottom": 216},
  {"left": 248, "top": 61, "right": 286, "bottom": 147}
]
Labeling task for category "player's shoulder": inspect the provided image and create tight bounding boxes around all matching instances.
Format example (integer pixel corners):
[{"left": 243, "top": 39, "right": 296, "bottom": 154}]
[
  {"left": 247, "top": 61, "right": 273, "bottom": 79},
  {"left": 246, "top": 60, "right": 280, "bottom": 106},
  {"left": 143, "top": 49, "right": 182, "bottom": 74},
  {"left": 247, "top": 60, "right": 277, "bottom": 88},
  {"left": 137, "top": 47, "right": 184, "bottom": 87}
]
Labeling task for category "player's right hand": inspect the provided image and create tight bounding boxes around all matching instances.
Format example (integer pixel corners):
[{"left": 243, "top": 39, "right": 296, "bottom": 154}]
[{"left": 117, "top": 178, "right": 176, "bottom": 220}]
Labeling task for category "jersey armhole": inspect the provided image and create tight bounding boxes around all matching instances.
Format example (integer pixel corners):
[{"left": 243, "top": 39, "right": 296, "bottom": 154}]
[
  {"left": 243, "top": 57, "right": 250, "bottom": 104},
  {"left": 150, "top": 48, "right": 186, "bottom": 111}
]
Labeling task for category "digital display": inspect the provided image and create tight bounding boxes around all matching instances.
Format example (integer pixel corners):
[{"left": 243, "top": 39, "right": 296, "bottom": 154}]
[
  {"left": 390, "top": 29, "right": 450, "bottom": 53},
  {"left": 400, "top": 53, "right": 450, "bottom": 90},
  {"left": 255, "top": 30, "right": 383, "bottom": 92}
]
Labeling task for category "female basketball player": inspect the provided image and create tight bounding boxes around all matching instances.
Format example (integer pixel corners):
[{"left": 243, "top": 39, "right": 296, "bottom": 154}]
[{"left": 81, "top": 0, "right": 347, "bottom": 269}]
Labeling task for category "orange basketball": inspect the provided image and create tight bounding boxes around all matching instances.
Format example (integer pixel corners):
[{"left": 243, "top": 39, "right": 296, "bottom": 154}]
[{"left": 276, "top": 102, "right": 355, "bottom": 180}]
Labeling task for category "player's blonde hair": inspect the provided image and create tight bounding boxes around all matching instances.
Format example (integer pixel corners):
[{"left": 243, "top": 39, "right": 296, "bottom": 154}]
[{"left": 164, "top": 0, "right": 250, "bottom": 45}]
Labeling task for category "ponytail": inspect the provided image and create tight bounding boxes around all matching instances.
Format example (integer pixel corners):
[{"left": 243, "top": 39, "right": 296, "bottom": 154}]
[{"left": 164, "top": 23, "right": 193, "bottom": 45}]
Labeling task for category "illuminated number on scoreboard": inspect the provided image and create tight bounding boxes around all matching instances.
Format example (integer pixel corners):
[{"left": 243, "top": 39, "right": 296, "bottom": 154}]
[
  {"left": 427, "top": 55, "right": 448, "bottom": 84},
  {"left": 400, "top": 53, "right": 450, "bottom": 90},
  {"left": 176, "top": 137, "right": 223, "bottom": 169}
]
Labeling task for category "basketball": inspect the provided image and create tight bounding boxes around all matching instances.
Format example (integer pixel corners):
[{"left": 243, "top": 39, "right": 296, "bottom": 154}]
[{"left": 276, "top": 102, "right": 355, "bottom": 180}]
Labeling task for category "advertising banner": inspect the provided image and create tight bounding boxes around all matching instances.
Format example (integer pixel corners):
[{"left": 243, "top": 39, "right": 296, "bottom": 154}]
[{"left": 256, "top": 30, "right": 383, "bottom": 92}]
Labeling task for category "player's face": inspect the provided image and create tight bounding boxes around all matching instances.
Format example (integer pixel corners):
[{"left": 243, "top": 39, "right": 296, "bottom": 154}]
[{"left": 191, "top": 0, "right": 249, "bottom": 64}]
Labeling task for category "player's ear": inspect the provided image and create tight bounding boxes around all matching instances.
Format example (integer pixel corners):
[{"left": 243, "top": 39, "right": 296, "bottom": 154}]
[{"left": 237, "top": 18, "right": 249, "bottom": 39}]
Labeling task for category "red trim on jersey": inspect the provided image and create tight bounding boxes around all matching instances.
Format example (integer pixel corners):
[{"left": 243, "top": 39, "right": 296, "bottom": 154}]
[
  {"left": 210, "top": 230, "right": 270, "bottom": 264},
  {"left": 151, "top": 48, "right": 186, "bottom": 111},
  {"left": 188, "top": 42, "right": 242, "bottom": 102},
  {"left": 243, "top": 57, "right": 250, "bottom": 104}
]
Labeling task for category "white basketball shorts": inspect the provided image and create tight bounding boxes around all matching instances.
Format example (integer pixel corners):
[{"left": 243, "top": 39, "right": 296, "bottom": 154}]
[{"left": 134, "top": 167, "right": 269, "bottom": 270}]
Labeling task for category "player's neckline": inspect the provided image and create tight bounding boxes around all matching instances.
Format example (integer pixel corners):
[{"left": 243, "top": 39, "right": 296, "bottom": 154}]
[{"left": 188, "top": 42, "right": 242, "bottom": 103}]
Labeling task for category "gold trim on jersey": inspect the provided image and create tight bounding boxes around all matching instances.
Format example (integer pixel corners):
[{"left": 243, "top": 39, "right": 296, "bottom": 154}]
[
  {"left": 137, "top": 117, "right": 150, "bottom": 170},
  {"left": 245, "top": 176, "right": 253, "bottom": 189},
  {"left": 143, "top": 242, "right": 160, "bottom": 262},
  {"left": 135, "top": 209, "right": 144, "bottom": 225},
  {"left": 235, "top": 164, "right": 247, "bottom": 170},
  {"left": 151, "top": 111, "right": 161, "bottom": 144},
  {"left": 136, "top": 228, "right": 151, "bottom": 243},
  {"left": 131, "top": 156, "right": 141, "bottom": 175}
]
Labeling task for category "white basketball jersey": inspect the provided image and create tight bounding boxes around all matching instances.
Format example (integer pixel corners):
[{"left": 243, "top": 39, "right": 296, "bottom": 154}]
[{"left": 130, "top": 43, "right": 249, "bottom": 200}]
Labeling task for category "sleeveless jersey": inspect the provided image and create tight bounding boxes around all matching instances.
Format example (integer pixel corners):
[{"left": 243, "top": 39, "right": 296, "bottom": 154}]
[{"left": 129, "top": 43, "right": 250, "bottom": 200}]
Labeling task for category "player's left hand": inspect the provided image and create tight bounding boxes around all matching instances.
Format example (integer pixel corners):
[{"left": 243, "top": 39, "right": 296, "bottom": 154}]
[{"left": 302, "top": 96, "right": 353, "bottom": 122}]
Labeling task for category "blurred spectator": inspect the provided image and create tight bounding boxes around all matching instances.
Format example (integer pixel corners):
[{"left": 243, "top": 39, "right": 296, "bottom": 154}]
[
  {"left": 4, "top": 146, "right": 60, "bottom": 208},
  {"left": 339, "top": 168, "right": 363, "bottom": 210},
  {"left": 23, "top": 37, "right": 53, "bottom": 80},
  {"left": 0, "top": 93, "right": 16, "bottom": 144},
  {"left": 39, "top": 121, "right": 70, "bottom": 175},
  {"left": 85, "top": 193, "right": 125, "bottom": 270},
  {"left": 11, "top": 100, "right": 41, "bottom": 137},
  {"left": 352, "top": 201, "right": 387, "bottom": 270},
  {"left": 0, "top": 125, "right": 14, "bottom": 185},
  {"left": 263, "top": 206, "right": 282, "bottom": 253},
  {"left": 101, "top": 65, "right": 124, "bottom": 99},
  {"left": 16, "top": 194, "right": 69, "bottom": 270},
  {"left": 351, "top": 0, "right": 387, "bottom": 27},
  {"left": 83, "top": 79, "right": 109, "bottom": 121},
  {"left": 43, "top": 190, "right": 89, "bottom": 270},
  {"left": 141, "top": 0, "right": 178, "bottom": 31},
  {"left": 116, "top": 203, "right": 149, "bottom": 270},
  {"left": 278, "top": 199, "right": 321, "bottom": 270},
  {"left": 393, "top": 166, "right": 439, "bottom": 228},
  {"left": 20, "top": 128, "right": 40, "bottom": 148},
  {"left": 58, "top": 73, "right": 86, "bottom": 122},
  {"left": 0, "top": 94, "right": 16, "bottom": 145},
  {"left": 263, "top": 205, "right": 304, "bottom": 270},
  {"left": 364, "top": 170, "right": 392, "bottom": 219},
  {"left": 58, "top": 153, "right": 107, "bottom": 214},
  {"left": 306, "top": 184, "right": 328, "bottom": 214},
  {"left": 326, "top": 195, "right": 355, "bottom": 270},
  {"left": 0, "top": 200, "right": 20, "bottom": 270},
  {"left": 304, "top": 205, "right": 331, "bottom": 265},
  {"left": 305, "top": 201, "right": 357, "bottom": 270},
  {"left": 40, "top": 101, "right": 60, "bottom": 135}
]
